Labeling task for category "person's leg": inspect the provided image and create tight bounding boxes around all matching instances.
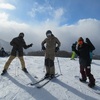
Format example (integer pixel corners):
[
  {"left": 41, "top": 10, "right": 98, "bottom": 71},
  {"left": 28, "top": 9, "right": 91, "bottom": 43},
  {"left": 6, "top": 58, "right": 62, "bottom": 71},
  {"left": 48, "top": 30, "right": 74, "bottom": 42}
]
[
  {"left": 80, "top": 66, "right": 87, "bottom": 81},
  {"left": 86, "top": 67, "right": 95, "bottom": 87},
  {"left": 45, "top": 58, "right": 50, "bottom": 76},
  {"left": 18, "top": 56, "right": 25, "bottom": 69},
  {"left": 4, "top": 56, "right": 16, "bottom": 70},
  {"left": 18, "top": 56, "right": 28, "bottom": 73},
  {"left": 1, "top": 56, "right": 15, "bottom": 75},
  {"left": 49, "top": 53, "right": 55, "bottom": 78},
  {"left": 49, "top": 59, "right": 55, "bottom": 75},
  {"left": 71, "top": 51, "right": 76, "bottom": 60}
]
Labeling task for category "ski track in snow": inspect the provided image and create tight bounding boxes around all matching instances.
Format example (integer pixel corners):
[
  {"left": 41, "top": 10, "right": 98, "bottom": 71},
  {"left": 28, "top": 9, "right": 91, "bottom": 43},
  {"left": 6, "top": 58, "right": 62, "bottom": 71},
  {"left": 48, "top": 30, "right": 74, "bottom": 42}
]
[{"left": 0, "top": 56, "right": 100, "bottom": 100}]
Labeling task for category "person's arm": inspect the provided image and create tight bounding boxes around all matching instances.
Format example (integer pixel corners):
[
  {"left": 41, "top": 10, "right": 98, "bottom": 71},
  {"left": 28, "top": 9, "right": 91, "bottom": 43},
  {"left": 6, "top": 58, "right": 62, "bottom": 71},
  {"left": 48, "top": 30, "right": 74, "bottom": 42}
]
[
  {"left": 86, "top": 38, "right": 95, "bottom": 51},
  {"left": 55, "top": 37, "right": 61, "bottom": 52},
  {"left": 41, "top": 39, "right": 46, "bottom": 50},
  {"left": 23, "top": 39, "right": 33, "bottom": 49}
]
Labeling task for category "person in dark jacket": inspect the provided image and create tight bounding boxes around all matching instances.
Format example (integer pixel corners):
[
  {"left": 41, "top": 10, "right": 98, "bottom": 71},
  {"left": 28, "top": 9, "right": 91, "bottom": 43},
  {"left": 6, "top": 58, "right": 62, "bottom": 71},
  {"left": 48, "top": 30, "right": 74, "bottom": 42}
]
[
  {"left": 41, "top": 30, "right": 61, "bottom": 78},
  {"left": 1, "top": 32, "right": 33, "bottom": 75},
  {"left": 0, "top": 47, "right": 7, "bottom": 57},
  {"left": 72, "top": 37, "right": 95, "bottom": 88}
]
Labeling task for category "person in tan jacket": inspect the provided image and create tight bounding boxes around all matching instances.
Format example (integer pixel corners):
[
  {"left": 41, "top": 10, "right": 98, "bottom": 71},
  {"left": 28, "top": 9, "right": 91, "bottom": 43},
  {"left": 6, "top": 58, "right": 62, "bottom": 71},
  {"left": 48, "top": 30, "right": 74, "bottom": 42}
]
[{"left": 41, "top": 30, "right": 61, "bottom": 78}]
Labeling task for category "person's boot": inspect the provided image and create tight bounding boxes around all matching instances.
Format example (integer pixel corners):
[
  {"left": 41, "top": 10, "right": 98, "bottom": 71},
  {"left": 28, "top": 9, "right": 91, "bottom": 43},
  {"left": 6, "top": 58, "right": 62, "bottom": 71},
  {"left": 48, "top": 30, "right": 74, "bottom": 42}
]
[
  {"left": 79, "top": 78, "right": 86, "bottom": 82},
  {"left": 50, "top": 74, "right": 55, "bottom": 79},
  {"left": 22, "top": 68, "right": 28, "bottom": 73},
  {"left": 1, "top": 69, "right": 7, "bottom": 75},
  {"left": 88, "top": 79, "right": 95, "bottom": 88},
  {"left": 88, "top": 75, "right": 95, "bottom": 88},
  {"left": 44, "top": 73, "right": 49, "bottom": 78},
  {"left": 88, "top": 83, "right": 95, "bottom": 88}
]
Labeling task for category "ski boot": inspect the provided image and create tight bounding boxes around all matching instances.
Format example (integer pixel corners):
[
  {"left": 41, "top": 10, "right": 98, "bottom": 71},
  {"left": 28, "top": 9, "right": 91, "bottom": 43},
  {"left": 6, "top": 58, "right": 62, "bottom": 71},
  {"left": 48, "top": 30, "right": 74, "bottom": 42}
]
[
  {"left": 22, "top": 68, "right": 28, "bottom": 73},
  {"left": 50, "top": 74, "right": 55, "bottom": 79},
  {"left": 1, "top": 69, "right": 7, "bottom": 75},
  {"left": 88, "top": 83, "right": 95, "bottom": 88},
  {"left": 79, "top": 78, "right": 86, "bottom": 82},
  {"left": 44, "top": 73, "right": 49, "bottom": 79}
]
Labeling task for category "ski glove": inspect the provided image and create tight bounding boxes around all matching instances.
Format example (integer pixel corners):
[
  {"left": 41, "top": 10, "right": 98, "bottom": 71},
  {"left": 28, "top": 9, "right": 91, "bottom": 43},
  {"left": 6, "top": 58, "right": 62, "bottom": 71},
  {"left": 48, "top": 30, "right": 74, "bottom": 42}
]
[
  {"left": 55, "top": 47, "right": 59, "bottom": 52},
  {"left": 29, "top": 43, "right": 33, "bottom": 47},
  {"left": 86, "top": 38, "right": 90, "bottom": 43},
  {"left": 42, "top": 46, "right": 46, "bottom": 50}
]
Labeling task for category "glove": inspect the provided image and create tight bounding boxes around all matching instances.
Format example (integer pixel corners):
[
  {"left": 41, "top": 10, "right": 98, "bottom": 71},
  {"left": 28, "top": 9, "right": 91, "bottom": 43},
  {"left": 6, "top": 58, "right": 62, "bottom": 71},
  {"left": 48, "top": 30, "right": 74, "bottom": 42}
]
[
  {"left": 55, "top": 47, "right": 59, "bottom": 52},
  {"left": 86, "top": 38, "right": 90, "bottom": 43},
  {"left": 29, "top": 43, "right": 33, "bottom": 47},
  {"left": 42, "top": 46, "right": 46, "bottom": 50}
]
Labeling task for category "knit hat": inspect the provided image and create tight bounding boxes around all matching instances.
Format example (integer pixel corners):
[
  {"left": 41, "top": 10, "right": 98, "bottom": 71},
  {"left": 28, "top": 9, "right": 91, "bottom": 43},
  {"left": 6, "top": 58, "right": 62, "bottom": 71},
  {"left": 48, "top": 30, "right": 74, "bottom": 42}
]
[{"left": 78, "top": 37, "right": 84, "bottom": 42}]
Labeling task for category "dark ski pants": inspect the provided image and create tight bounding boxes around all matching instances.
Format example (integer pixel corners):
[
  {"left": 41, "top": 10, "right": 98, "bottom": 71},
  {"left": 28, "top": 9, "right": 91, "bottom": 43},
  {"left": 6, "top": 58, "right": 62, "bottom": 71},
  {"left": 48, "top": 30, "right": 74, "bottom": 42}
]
[
  {"left": 80, "top": 66, "right": 95, "bottom": 84},
  {"left": 45, "top": 53, "right": 55, "bottom": 75}
]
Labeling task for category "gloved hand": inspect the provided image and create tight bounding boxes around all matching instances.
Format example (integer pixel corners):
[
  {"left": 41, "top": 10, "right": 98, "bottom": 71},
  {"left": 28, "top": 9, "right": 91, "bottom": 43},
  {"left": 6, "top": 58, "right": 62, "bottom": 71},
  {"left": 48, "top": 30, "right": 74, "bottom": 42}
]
[
  {"left": 42, "top": 46, "right": 46, "bottom": 50},
  {"left": 29, "top": 43, "right": 33, "bottom": 47},
  {"left": 55, "top": 47, "right": 59, "bottom": 52},
  {"left": 86, "top": 38, "right": 90, "bottom": 43}
]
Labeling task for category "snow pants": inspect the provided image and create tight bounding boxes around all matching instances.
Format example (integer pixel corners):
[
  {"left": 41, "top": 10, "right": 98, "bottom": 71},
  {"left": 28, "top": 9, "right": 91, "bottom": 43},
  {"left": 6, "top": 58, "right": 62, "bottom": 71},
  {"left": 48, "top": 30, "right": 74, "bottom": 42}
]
[
  {"left": 80, "top": 66, "right": 95, "bottom": 84},
  {"left": 45, "top": 52, "right": 55, "bottom": 75},
  {"left": 3, "top": 55, "right": 26, "bottom": 70},
  {"left": 71, "top": 51, "right": 76, "bottom": 60}
]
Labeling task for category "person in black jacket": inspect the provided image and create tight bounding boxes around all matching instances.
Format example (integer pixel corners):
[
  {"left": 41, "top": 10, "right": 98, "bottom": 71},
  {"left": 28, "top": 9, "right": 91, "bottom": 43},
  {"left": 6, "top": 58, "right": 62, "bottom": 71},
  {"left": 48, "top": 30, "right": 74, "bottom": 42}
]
[
  {"left": 72, "top": 37, "right": 95, "bottom": 88},
  {"left": 0, "top": 47, "right": 7, "bottom": 57},
  {"left": 1, "top": 32, "right": 33, "bottom": 75}
]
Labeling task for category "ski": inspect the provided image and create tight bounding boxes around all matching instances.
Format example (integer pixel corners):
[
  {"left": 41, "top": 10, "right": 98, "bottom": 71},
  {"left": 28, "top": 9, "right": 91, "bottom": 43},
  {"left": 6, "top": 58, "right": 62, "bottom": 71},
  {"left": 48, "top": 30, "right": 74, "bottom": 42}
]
[
  {"left": 37, "top": 74, "right": 60, "bottom": 89},
  {"left": 28, "top": 73, "right": 59, "bottom": 86},
  {"left": 29, "top": 77, "right": 46, "bottom": 86}
]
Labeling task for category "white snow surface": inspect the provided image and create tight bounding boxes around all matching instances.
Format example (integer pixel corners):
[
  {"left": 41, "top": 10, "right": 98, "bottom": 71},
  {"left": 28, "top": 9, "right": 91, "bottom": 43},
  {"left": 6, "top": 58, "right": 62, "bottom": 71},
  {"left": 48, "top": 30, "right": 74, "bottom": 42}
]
[{"left": 0, "top": 56, "right": 100, "bottom": 100}]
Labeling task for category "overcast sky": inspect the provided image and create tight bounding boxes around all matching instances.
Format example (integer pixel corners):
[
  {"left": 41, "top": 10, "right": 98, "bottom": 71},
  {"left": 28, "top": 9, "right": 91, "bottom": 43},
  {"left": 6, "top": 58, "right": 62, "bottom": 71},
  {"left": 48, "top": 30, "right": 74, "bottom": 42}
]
[{"left": 0, "top": 0, "right": 100, "bottom": 55}]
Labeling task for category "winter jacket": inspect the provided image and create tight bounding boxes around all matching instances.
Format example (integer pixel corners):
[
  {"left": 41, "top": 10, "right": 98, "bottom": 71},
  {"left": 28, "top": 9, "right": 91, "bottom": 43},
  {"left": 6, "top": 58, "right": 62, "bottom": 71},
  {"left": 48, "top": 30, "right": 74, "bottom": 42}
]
[
  {"left": 41, "top": 36, "right": 61, "bottom": 54},
  {"left": 10, "top": 36, "right": 31, "bottom": 56},
  {"left": 75, "top": 43, "right": 93, "bottom": 67}
]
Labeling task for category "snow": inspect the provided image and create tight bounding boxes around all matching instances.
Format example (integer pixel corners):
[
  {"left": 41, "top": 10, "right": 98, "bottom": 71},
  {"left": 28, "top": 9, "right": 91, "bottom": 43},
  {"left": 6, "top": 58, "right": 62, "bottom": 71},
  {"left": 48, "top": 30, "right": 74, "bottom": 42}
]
[{"left": 0, "top": 56, "right": 100, "bottom": 100}]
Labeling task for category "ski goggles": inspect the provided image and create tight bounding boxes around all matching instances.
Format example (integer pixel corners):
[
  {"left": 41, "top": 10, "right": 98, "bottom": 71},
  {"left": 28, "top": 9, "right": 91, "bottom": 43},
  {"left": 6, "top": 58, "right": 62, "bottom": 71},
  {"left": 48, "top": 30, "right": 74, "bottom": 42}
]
[{"left": 46, "top": 33, "right": 52, "bottom": 36}]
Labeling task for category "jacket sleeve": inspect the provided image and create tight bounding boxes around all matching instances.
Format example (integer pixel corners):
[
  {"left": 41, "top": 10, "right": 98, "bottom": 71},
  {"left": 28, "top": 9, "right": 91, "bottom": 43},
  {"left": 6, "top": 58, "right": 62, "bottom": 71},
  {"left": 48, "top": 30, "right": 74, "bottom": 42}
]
[
  {"left": 56, "top": 37, "right": 61, "bottom": 47},
  {"left": 23, "top": 39, "right": 32, "bottom": 49},
  {"left": 41, "top": 39, "right": 46, "bottom": 46},
  {"left": 86, "top": 38, "right": 95, "bottom": 52}
]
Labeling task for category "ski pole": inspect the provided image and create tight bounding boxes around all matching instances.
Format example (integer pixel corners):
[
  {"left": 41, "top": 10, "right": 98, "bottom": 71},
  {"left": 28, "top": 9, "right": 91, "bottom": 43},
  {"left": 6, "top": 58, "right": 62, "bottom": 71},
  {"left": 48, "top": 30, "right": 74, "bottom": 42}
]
[{"left": 56, "top": 57, "right": 62, "bottom": 75}]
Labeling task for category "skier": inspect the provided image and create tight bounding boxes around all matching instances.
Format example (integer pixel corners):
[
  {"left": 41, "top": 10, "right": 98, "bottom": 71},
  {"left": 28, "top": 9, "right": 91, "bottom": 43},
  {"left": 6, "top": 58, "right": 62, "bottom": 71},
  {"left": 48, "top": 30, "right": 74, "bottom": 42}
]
[
  {"left": 72, "top": 37, "right": 95, "bottom": 88},
  {"left": 1, "top": 32, "right": 33, "bottom": 75},
  {"left": 71, "top": 42, "right": 77, "bottom": 60},
  {"left": 0, "top": 47, "right": 7, "bottom": 57},
  {"left": 41, "top": 30, "right": 61, "bottom": 78}
]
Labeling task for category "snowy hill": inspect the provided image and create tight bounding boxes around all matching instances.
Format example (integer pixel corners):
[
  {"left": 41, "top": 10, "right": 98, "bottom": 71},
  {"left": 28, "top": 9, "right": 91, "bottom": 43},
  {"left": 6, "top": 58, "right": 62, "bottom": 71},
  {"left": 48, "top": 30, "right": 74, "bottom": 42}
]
[
  {"left": 0, "top": 56, "right": 100, "bottom": 100},
  {"left": 0, "top": 39, "right": 11, "bottom": 52}
]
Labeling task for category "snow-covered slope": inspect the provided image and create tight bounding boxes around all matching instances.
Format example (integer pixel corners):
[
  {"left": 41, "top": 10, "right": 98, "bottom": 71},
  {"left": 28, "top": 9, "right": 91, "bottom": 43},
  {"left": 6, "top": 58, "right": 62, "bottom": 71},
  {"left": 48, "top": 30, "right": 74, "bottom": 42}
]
[{"left": 0, "top": 56, "right": 100, "bottom": 100}]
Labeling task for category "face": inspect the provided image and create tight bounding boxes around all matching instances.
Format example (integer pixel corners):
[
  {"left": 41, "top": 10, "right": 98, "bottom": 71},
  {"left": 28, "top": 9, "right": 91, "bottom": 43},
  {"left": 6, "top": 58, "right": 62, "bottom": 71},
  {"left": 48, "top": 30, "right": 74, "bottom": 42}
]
[
  {"left": 46, "top": 33, "right": 52, "bottom": 37},
  {"left": 78, "top": 40, "right": 83, "bottom": 45}
]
